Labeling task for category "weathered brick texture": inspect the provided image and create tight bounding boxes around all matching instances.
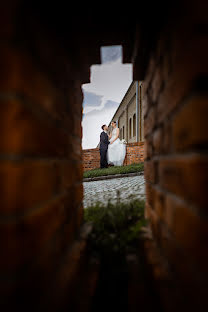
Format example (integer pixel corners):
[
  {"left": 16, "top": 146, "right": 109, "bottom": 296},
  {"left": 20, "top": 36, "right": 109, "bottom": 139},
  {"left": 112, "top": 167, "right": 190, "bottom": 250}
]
[
  {"left": 1, "top": 1, "right": 208, "bottom": 311},
  {"left": 142, "top": 0, "right": 208, "bottom": 310},
  {"left": 124, "top": 142, "right": 144, "bottom": 166},
  {"left": 0, "top": 5, "right": 91, "bottom": 311},
  {"left": 82, "top": 142, "right": 144, "bottom": 171},
  {"left": 82, "top": 148, "right": 100, "bottom": 171}
]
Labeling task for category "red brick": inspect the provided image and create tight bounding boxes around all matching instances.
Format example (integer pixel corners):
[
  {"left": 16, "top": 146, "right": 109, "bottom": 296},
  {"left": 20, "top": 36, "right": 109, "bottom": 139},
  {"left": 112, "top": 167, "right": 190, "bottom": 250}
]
[
  {"left": 0, "top": 193, "right": 67, "bottom": 272},
  {"left": 159, "top": 155, "right": 208, "bottom": 208},
  {"left": 76, "top": 203, "right": 84, "bottom": 229},
  {"left": 165, "top": 194, "right": 208, "bottom": 264},
  {"left": 142, "top": 93, "right": 149, "bottom": 117},
  {"left": 60, "top": 160, "right": 82, "bottom": 189},
  {"left": 145, "top": 182, "right": 155, "bottom": 207},
  {"left": 162, "top": 121, "right": 172, "bottom": 153},
  {"left": 145, "top": 201, "right": 152, "bottom": 220},
  {"left": 144, "top": 137, "right": 153, "bottom": 160},
  {"left": 143, "top": 232, "right": 172, "bottom": 284},
  {"left": 173, "top": 95, "right": 208, "bottom": 151},
  {"left": 73, "top": 183, "right": 84, "bottom": 207},
  {"left": 162, "top": 52, "right": 172, "bottom": 82},
  {"left": 0, "top": 99, "right": 69, "bottom": 157},
  {"left": 151, "top": 66, "right": 163, "bottom": 103},
  {"left": 154, "top": 186, "right": 165, "bottom": 220},
  {"left": 158, "top": 31, "right": 208, "bottom": 123},
  {"left": 70, "top": 136, "right": 82, "bottom": 161},
  {"left": 0, "top": 45, "right": 69, "bottom": 121},
  {"left": 157, "top": 221, "right": 203, "bottom": 289},
  {"left": 52, "top": 239, "right": 87, "bottom": 304},
  {"left": 71, "top": 80, "right": 84, "bottom": 116},
  {"left": 152, "top": 127, "right": 163, "bottom": 155},
  {"left": 72, "top": 116, "right": 82, "bottom": 138},
  {"left": 144, "top": 106, "right": 156, "bottom": 137},
  {"left": 145, "top": 202, "right": 159, "bottom": 238},
  {"left": 144, "top": 160, "right": 157, "bottom": 184},
  {"left": 143, "top": 56, "right": 156, "bottom": 94},
  {"left": 0, "top": 161, "right": 61, "bottom": 214},
  {"left": 82, "top": 148, "right": 100, "bottom": 171}
]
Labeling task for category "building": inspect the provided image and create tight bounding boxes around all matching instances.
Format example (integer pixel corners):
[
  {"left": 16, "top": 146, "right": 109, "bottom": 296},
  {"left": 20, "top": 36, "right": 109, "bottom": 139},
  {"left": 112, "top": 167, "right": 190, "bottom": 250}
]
[
  {"left": 108, "top": 81, "right": 144, "bottom": 143},
  {"left": 85, "top": 82, "right": 145, "bottom": 171}
]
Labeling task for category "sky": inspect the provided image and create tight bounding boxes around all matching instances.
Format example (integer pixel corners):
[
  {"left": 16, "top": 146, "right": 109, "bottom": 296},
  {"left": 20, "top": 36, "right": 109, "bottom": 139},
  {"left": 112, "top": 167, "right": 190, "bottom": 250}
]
[{"left": 82, "top": 46, "right": 132, "bottom": 149}]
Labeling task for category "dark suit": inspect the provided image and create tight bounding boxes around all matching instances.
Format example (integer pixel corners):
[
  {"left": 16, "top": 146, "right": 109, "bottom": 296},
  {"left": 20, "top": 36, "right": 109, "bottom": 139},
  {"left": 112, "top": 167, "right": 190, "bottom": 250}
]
[{"left": 99, "top": 131, "right": 110, "bottom": 168}]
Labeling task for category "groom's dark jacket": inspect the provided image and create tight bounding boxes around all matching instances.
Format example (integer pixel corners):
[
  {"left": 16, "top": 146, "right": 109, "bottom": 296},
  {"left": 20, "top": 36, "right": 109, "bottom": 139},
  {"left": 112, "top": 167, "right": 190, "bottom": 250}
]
[{"left": 100, "top": 131, "right": 110, "bottom": 150}]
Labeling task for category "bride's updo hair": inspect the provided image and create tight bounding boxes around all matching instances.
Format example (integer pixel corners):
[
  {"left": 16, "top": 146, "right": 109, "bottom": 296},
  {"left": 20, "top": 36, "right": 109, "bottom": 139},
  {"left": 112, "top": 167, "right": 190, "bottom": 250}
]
[{"left": 112, "top": 121, "right": 116, "bottom": 125}]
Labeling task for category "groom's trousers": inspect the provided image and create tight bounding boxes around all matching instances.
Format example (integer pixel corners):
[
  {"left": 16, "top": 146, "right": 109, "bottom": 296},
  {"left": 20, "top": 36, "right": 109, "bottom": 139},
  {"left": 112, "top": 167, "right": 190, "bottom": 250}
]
[{"left": 100, "top": 148, "right": 108, "bottom": 168}]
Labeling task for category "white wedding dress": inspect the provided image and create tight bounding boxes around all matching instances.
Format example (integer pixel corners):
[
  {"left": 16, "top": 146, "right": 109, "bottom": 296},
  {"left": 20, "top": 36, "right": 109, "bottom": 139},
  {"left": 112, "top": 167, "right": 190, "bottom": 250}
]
[{"left": 107, "top": 128, "right": 126, "bottom": 166}]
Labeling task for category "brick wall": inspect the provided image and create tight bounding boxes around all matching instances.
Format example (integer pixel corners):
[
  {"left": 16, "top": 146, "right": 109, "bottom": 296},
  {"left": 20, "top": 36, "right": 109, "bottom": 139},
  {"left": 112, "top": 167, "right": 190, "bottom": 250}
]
[
  {"left": 82, "top": 142, "right": 144, "bottom": 171},
  {"left": 124, "top": 142, "right": 144, "bottom": 166},
  {"left": 0, "top": 5, "right": 93, "bottom": 311},
  {"left": 2, "top": 1, "right": 208, "bottom": 311},
  {"left": 82, "top": 148, "right": 100, "bottom": 171},
  {"left": 142, "top": 1, "right": 208, "bottom": 310}
]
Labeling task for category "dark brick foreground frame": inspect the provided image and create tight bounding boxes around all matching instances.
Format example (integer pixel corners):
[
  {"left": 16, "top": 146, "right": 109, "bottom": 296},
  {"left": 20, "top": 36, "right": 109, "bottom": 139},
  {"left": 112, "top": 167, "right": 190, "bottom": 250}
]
[{"left": 0, "top": 1, "right": 208, "bottom": 311}]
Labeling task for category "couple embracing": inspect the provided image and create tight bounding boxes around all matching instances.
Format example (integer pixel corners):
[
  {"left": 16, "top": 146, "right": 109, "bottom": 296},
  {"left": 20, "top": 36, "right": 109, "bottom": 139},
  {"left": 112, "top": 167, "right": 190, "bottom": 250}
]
[{"left": 99, "top": 121, "right": 126, "bottom": 169}]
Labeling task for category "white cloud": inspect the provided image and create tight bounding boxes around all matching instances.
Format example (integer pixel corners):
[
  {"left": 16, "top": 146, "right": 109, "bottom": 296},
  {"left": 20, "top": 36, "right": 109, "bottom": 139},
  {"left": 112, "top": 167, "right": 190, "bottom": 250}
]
[
  {"left": 82, "top": 100, "right": 119, "bottom": 149},
  {"left": 82, "top": 58, "right": 132, "bottom": 105},
  {"left": 101, "top": 45, "right": 122, "bottom": 64},
  {"left": 83, "top": 91, "right": 103, "bottom": 108},
  {"left": 82, "top": 46, "right": 132, "bottom": 149}
]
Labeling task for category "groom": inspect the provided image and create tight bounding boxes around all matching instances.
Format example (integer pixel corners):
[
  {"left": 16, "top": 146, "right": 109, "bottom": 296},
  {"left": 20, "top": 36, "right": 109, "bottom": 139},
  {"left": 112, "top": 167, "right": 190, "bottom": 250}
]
[{"left": 99, "top": 125, "right": 110, "bottom": 168}]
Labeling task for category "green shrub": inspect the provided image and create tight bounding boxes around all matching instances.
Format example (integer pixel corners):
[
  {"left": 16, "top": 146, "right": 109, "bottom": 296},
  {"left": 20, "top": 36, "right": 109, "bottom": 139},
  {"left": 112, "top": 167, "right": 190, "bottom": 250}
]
[
  {"left": 84, "top": 196, "right": 147, "bottom": 259},
  {"left": 83, "top": 162, "right": 144, "bottom": 179}
]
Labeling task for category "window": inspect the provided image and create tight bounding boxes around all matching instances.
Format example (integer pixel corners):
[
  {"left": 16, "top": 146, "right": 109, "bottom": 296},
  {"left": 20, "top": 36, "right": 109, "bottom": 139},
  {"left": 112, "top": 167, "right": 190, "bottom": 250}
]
[
  {"left": 129, "top": 118, "right": 132, "bottom": 139},
  {"left": 133, "top": 113, "right": 136, "bottom": 137},
  {"left": 120, "top": 128, "right": 122, "bottom": 139},
  {"left": 123, "top": 126, "right": 125, "bottom": 140}
]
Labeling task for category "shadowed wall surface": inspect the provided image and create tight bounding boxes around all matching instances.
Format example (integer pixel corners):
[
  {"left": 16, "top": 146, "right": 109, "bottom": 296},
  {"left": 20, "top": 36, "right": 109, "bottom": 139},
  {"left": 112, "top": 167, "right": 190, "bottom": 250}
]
[
  {"left": 143, "top": 2, "right": 208, "bottom": 310},
  {"left": 0, "top": 1, "right": 208, "bottom": 311}
]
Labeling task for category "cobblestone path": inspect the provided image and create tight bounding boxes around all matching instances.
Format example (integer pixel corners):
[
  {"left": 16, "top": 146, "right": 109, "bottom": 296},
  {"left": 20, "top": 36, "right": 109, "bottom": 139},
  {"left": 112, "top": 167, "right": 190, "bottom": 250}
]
[{"left": 83, "top": 175, "right": 145, "bottom": 208}]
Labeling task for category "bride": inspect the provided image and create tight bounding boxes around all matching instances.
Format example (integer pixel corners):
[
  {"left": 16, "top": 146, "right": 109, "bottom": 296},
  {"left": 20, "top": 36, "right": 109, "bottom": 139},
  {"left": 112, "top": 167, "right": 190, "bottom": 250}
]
[{"left": 107, "top": 121, "right": 126, "bottom": 166}]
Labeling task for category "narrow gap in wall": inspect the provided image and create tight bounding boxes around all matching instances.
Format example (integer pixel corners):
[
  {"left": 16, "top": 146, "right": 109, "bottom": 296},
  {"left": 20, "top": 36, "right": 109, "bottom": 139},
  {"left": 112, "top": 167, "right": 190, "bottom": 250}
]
[
  {"left": 81, "top": 45, "right": 145, "bottom": 208},
  {"left": 82, "top": 45, "right": 131, "bottom": 150},
  {"left": 81, "top": 46, "right": 146, "bottom": 311}
]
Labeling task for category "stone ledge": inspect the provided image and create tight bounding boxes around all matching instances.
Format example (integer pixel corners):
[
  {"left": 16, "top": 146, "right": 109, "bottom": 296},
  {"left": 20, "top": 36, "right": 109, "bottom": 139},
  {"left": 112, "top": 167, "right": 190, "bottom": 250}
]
[{"left": 83, "top": 171, "right": 144, "bottom": 182}]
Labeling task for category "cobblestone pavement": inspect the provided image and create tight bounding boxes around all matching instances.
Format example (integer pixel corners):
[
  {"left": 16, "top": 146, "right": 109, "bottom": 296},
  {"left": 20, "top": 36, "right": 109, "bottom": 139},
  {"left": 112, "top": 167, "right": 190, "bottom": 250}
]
[{"left": 83, "top": 175, "right": 145, "bottom": 208}]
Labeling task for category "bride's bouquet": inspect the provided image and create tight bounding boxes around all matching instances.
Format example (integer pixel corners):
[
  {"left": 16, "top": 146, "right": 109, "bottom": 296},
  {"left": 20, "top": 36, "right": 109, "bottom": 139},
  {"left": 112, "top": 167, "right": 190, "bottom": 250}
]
[{"left": 120, "top": 139, "right": 127, "bottom": 144}]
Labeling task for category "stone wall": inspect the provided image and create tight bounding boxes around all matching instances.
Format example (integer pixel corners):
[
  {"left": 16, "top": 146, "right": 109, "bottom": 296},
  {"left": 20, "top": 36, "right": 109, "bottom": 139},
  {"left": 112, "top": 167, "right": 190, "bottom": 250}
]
[
  {"left": 82, "top": 142, "right": 144, "bottom": 171},
  {"left": 142, "top": 1, "right": 208, "bottom": 310}
]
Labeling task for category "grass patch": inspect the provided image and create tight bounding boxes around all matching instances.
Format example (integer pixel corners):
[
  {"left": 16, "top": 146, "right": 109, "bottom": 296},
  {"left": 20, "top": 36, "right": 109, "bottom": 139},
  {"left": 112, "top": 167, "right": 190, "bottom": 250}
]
[
  {"left": 83, "top": 162, "right": 144, "bottom": 179},
  {"left": 84, "top": 197, "right": 147, "bottom": 259}
]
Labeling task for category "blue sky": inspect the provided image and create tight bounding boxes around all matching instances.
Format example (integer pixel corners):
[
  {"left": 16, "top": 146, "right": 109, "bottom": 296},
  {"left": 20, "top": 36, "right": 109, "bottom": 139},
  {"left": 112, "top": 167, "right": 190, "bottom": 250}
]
[{"left": 82, "top": 46, "right": 132, "bottom": 149}]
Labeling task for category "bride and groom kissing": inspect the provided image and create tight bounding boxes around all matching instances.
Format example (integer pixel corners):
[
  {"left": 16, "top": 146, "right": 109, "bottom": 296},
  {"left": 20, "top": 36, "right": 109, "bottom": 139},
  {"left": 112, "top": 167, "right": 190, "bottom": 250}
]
[{"left": 99, "top": 121, "right": 126, "bottom": 169}]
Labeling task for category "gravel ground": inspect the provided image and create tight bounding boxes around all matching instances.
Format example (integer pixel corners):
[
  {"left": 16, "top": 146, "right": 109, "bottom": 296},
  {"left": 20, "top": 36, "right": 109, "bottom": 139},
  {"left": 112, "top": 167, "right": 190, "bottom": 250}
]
[{"left": 83, "top": 175, "right": 145, "bottom": 208}]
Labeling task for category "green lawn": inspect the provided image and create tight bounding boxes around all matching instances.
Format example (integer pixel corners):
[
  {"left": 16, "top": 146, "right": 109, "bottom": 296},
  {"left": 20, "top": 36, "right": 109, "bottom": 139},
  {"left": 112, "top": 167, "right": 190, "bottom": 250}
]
[{"left": 83, "top": 162, "right": 144, "bottom": 179}]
